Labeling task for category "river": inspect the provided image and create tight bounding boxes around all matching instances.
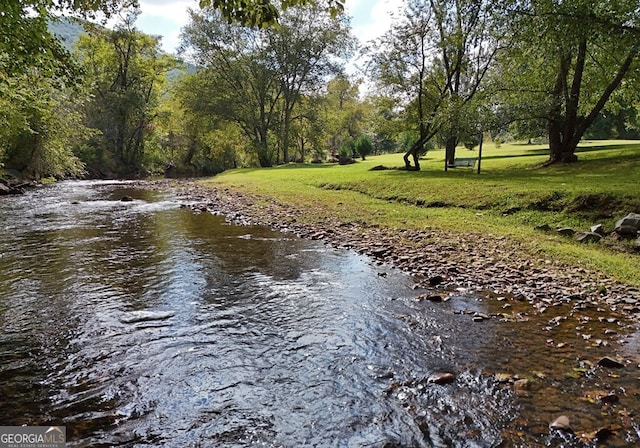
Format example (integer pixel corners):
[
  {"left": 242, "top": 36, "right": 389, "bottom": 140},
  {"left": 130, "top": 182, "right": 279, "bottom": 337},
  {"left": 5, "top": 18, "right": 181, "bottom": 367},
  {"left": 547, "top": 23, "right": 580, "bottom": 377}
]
[{"left": 0, "top": 181, "right": 638, "bottom": 447}]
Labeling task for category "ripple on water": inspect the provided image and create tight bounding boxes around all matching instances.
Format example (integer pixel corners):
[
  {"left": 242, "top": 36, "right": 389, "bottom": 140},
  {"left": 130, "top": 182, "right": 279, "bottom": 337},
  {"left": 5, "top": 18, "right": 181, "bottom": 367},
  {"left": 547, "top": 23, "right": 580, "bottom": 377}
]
[{"left": 1, "top": 181, "right": 638, "bottom": 447}]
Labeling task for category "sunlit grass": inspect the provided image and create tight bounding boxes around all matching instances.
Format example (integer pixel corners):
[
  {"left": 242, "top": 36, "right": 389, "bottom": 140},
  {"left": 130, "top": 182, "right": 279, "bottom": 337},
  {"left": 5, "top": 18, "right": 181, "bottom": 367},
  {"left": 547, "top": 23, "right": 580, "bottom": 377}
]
[{"left": 202, "top": 140, "right": 640, "bottom": 286}]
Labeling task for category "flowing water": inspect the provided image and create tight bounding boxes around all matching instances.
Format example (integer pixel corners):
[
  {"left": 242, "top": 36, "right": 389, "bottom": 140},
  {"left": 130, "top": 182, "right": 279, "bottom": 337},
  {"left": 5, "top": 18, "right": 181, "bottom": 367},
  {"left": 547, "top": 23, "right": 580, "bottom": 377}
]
[{"left": 0, "top": 181, "right": 638, "bottom": 447}]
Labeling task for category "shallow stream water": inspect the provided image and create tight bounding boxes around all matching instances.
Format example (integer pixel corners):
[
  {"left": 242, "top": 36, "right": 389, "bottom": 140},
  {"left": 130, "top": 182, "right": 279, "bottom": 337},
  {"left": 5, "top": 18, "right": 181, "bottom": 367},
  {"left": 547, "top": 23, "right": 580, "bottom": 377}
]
[{"left": 0, "top": 181, "right": 638, "bottom": 447}]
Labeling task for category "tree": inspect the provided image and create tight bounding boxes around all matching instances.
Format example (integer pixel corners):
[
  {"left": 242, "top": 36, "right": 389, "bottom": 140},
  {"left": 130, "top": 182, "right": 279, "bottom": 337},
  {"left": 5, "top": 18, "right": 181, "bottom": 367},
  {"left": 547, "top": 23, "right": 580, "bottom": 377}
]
[
  {"left": 354, "top": 134, "right": 373, "bottom": 160},
  {"left": 0, "top": 65, "right": 89, "bottom": 179},
  {"left": 180, "top": 4, "right": 353, "bottom": 167},
  {"left": 497, "top": 0, "right": 640, "bottom": 164},
  {"left": 180, "top": 12, "right": 282, "bottom": 167},
  {"left": 0, "top": 0, "right": 137, "bottom": 180},
  {"left": 268, "top": 5, "right": 355, "bottom": 162},
  {"left": 321, "top": 75, "right": 364, "bottom": 156},
  {"left": 369, "top": 0, "right": 500, "bottom": 170},
  {"left": 76, "top": 10, "right": 178, "bottom": 176},
  {"left": 0, "top": 0, "right": 130, "bottom": 78}
]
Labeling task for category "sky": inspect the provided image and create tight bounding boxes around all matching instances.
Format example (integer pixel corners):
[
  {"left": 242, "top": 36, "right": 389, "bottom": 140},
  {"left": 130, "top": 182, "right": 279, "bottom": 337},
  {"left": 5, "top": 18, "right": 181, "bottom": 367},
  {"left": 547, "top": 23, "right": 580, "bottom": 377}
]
[{"left": 134, "top": 0, "right": 405, "bottom": 57}]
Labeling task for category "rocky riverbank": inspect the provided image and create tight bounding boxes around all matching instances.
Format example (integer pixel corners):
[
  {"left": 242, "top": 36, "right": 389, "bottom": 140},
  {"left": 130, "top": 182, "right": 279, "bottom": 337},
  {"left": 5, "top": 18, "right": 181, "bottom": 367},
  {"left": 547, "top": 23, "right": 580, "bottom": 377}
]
[
  {"left": 144, "top": 178, "right": 640, "bottom": 445},
  {"left": 162, "top": 179, "right": 640, "bottom": 328}
]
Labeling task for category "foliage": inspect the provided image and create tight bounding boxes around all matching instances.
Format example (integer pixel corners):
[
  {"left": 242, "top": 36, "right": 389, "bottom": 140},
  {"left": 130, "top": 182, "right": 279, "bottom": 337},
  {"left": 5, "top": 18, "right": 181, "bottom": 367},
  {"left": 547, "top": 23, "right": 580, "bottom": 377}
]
[
  {"left": 495, "top": 0, "right": 640, "bottom": 164},
  {"left": 0, "top": 0, "right": 131, "bottom": 79},
  {"left": 75, "top": 11, "right": 178, "bottom": 176},
  {"left": 198, "top": 0, "right": 345, "bottom": 27},
  {"left": 368, "top": 0, "right": 501, "bottom": 170},
  {"left": 353, "top": 134, "right": 373, "bottom": 160},
  {"left": 0, "top": 56, "right": 90, "bottom": 179},
  {"left": 179, "top": 3, "right": 354, "bottom": 167}
]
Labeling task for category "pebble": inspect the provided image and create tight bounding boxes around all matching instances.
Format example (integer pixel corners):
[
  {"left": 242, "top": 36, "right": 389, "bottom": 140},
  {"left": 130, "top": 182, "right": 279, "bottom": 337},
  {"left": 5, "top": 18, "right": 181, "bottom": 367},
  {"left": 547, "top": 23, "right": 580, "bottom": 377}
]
[
  {"left": 549, "top": 415, "right": 572, "bottom": 431},
  {"left": 427, "top": 372, "right": 456, "bottom": 385}
]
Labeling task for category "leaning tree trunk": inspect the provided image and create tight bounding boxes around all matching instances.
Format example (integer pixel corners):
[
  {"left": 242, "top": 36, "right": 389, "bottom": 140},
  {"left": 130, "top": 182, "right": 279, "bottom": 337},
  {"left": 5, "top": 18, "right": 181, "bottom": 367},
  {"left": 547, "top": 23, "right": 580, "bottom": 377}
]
[
  {"left": 403, "top": 130, "right": 437, "bottom": 171},
  {"left": 544, "top": 40, "right": 636, "bottom": 165},
  {"left": 403, "top": 141, "right": 422, "bottom": 171}
]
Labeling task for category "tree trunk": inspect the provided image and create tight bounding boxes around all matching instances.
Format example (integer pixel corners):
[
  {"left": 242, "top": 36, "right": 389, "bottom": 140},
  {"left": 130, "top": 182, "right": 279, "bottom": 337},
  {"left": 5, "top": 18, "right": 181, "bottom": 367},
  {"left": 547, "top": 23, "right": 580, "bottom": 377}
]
[
  {"left": 403, "top": 141, "right": 421, "bottom": 171},
  {"left": 444, "top": 136, "right": 458, "bottom": 167},
  {"left": 282, "top": 107, "right": 292, "bottom": 163},
  {"left": 256, "top": 130, "right": 272, "bottom": 167},
  {"left": 545, "top": 44, "right": 636, "bottom": 165}
]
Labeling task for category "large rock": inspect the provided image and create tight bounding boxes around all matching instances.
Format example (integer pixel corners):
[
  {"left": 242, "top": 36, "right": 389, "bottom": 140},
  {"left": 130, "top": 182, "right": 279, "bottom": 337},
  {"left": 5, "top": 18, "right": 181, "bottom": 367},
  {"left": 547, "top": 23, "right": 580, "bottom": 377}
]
[
  {"left": 576, "top": 232, "right": 602, "bottom": 243},
  {"left": 614, "top": 213, "right": 640, "bottom": 237},
  {"left": 0, "top": 178, "right": 26, "bottom": 195},
  {"left": 557, "top": 227, "right": 575, "bottom": 237}
]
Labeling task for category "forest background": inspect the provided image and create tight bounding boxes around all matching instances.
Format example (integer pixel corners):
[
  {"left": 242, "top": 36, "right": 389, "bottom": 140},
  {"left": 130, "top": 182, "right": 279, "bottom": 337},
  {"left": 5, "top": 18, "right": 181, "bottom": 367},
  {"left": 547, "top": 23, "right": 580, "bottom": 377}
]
[{"left": 2, "top": 0, "right": 640, "bottom": 180}]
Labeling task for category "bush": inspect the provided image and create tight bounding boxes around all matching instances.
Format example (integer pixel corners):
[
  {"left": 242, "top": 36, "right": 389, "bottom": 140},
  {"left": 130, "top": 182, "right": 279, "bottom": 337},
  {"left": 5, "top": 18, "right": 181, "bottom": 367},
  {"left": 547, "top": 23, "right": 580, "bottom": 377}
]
[{"left": 354, "top": 134, "right": 373, "bottom": 160}]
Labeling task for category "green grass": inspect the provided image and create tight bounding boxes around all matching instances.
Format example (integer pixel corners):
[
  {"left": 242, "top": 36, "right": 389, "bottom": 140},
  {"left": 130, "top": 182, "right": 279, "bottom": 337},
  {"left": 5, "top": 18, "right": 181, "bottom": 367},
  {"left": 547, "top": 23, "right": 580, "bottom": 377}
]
[{"left": 202, "top": 140, "right": 640, "bottom": 286}]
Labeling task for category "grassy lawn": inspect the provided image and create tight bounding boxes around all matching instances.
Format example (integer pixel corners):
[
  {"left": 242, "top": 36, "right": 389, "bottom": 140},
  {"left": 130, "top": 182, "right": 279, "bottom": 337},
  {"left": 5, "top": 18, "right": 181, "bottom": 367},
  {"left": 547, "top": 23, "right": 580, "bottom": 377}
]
[{"left": 202, "top": 140, "right": 640, "bottom": 286}]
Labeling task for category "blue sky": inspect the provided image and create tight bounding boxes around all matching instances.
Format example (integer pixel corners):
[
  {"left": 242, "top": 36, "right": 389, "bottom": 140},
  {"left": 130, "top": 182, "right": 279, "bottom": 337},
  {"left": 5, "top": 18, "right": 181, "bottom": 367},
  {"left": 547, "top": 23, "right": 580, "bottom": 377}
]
[{"left": 135, "top": 0, "right": 404, "bottom": 55}]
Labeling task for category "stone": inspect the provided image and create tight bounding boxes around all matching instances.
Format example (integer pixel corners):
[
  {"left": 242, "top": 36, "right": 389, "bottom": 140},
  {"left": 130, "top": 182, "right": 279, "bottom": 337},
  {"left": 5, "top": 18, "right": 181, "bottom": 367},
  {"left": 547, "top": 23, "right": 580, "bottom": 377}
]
[
  {"left": 557, "top": 227, "right": 575, "bottom": 237},
  {"left": 120, "top": 195, "right": 134, "bottom": 202},
  {"left": 429, "top": 275, "right": 444, "bottom": 286},
  {"left": 597, "top": 356, "right": 624, "bottom": 368},
  {"left": 614, "top": 213, "right": 640, "bottom": 237},
  {"left": 576, "top": 232, "right": 602, "bottom": 243},
  {"left": 513, "top": 378, "right": 530, "bottom": 391},
  {"left": 428, "top": 372, "right": 456, "bottom": 385},
  {"left": 549, "top": 415, "right": 572, "bottom": 431},
  {"left": 473, "top": 313, "right": 490, "bottom": 322},
  {"left": 598, "top": 392, "right": 619, "bottom": 404},
  {"left": 494, "top": 373, "right": 513, "bottom": 383},
  {"left": 595, "top": 427, "right": 615, "bottom": 442},
  {"left": 590, "top": 224, "right": 606, "bottom": 235},
  {"left": 535, "top": 223, "right": 552, "bottom": 231}
]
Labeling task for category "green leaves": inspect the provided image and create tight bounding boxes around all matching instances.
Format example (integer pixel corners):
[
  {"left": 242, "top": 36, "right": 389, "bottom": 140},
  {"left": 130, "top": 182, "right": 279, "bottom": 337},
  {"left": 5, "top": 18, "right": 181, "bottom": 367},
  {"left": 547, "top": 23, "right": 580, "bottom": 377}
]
[{"left": 198, "top": 0, "right": 345, "bottom": 27}]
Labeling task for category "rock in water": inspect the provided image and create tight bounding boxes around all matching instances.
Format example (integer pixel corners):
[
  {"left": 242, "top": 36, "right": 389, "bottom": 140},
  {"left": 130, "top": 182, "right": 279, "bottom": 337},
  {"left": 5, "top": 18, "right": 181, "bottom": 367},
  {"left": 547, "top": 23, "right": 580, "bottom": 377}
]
[
  {"left": 597, "top": 356, "right": 624, "bottom": 368},
  {"left": 549, "top": 415, "right": 571, "bottom": 431},
  {"left": 119, "top": 310, "right": 175, "bottom": 324},
  {"left": 428, "top": 372, "right": 456, "bottom": 385},
  {"left": 429, "top": 275, "right": 444, "bottom": 286}
]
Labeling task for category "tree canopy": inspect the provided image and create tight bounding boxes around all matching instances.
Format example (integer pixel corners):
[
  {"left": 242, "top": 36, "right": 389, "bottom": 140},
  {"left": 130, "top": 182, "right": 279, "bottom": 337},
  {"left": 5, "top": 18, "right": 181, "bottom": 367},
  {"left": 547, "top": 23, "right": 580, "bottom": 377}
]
[
  {"left": 3, "top": 0, "right": 640, "bottom": 181},
  {"left": 179, "top": 3, "right": 354, "bottom": 167},
  {"left": 198, "top": 0, "right": 345, "bottom": 27},
  {"left": 496, "top": 0, "right": 640, "bottom": 163}
]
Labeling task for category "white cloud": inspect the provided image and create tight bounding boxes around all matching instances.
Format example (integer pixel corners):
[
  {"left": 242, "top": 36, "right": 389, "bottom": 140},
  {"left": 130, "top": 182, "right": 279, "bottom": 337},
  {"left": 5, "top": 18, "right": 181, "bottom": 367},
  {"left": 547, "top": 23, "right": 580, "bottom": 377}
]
[
  {"left": 344, "top": 0, "right": 404, "bottom": 81},
  {"left": 139, "top": 0, "right": 196, "bottom": 25},
  {"left": 137, "top": 0, "right": 198, "bottom": 53},
  {"left": 346, "top": 0, "right": 404, "bottom": 45}
]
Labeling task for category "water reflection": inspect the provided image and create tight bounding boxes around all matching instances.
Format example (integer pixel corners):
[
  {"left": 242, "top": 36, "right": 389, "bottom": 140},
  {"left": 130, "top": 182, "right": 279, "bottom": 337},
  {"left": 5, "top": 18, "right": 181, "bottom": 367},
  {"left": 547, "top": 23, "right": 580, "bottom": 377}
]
[{"left": 0, "top": 181, "right": 638, "bottom": 447}]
